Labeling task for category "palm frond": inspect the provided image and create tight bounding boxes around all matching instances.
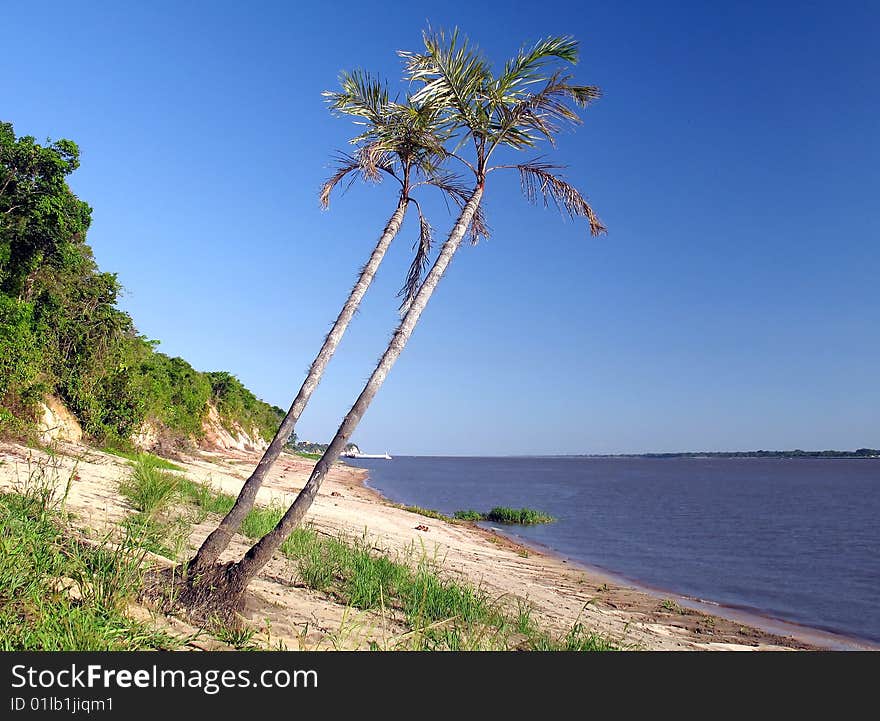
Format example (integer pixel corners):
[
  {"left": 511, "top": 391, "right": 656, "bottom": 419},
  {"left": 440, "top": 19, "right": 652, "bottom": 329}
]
[
  {"left": 319, "top": 150, "right": 396, "bottom": 208},
  {"left": 319, "top": 153, "right": 363, "bottom": 209},
  {"left": 358, "top": 141, "right": 391, "bottom": 182},
  {"left": 400, "top": 27, "right": 491, "bottom": 134},
  {"left": 495, "top": 36, "right": 580, "bottom": 99},
  {"left": 323, "top": 70, "right": 391, "bottom": 125},
  {"left": 398, "top": 206, "right": 433, "bottom": 312},
  {"left": 490, "top": 72, "right": 601, "bottom": 150},
  {"left": 517, "top": 161, "right": 606, "bottom": 236}
]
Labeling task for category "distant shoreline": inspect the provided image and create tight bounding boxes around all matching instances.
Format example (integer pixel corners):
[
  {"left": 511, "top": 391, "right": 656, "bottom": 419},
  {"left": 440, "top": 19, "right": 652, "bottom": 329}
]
[
  {"left": 578, "top": 450, "right": 880, "bottom": 460},
  {"left": 359, "top": 451, "right": 880, "bottom": 460}
]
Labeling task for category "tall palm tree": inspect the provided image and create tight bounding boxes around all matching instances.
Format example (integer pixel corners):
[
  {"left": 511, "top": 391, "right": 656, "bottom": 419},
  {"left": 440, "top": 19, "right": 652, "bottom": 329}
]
[
  {"left": 187, "top": 72, "right": 473, "bottom": 575},
  {"left": 182, "top": 29, "right": 605, "bottom": 615}
]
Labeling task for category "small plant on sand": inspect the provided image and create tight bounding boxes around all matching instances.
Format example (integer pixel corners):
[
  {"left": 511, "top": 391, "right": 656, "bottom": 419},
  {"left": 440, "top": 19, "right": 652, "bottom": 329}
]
[
  {"left": 659, "top": 598, "right": 684, "bottom": 614},
  {"left": 211, "top": 618, "right": 259, "bottom": 650}
]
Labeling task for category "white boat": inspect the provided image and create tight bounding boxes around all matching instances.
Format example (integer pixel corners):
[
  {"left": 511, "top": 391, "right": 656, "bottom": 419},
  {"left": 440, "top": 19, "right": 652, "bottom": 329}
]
[{"left": 342, "top": 451, "right": 392, "bottom": 460}]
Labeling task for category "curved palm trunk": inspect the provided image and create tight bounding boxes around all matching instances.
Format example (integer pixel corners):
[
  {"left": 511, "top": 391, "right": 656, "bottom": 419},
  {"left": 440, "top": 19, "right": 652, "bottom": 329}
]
[
  {"left": 188, "top": 195, "right": 409, "bottom": 574},
  {"left": 227, "top": 184, "right": 484, "bottom": 589}
]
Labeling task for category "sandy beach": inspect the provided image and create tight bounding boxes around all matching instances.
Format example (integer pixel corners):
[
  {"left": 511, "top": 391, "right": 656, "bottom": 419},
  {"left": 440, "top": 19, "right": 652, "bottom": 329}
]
[{"left": 1, "top": 439, "right": 869, "bottom": 651}]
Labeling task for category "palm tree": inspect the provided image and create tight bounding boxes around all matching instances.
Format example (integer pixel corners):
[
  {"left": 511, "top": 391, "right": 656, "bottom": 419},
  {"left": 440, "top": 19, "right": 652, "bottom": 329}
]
[
  {"left": 181, "top": 29, "right": 605, "bottom": 616},
  {"left": 187, "top": 72, "right": 473, "bottom": 575}
]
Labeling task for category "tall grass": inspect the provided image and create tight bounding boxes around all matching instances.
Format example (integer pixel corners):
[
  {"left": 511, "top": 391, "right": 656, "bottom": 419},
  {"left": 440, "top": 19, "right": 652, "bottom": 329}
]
[
  {"left": 485, "top": 507, "right": 554, "bottom": 525},
  {"left": 0, "top": 470, "right": 177, "bottom": 650},
  {"left": 240, "top": 505, "right": 285, "bottom": 539},
  {"left": 276, "top": 527, "right": 615, "bottom": 650},
  {"left": 118, "top": 456, "right": 181, "bottom": 515},
  {"left": 177, "top": 478, "right": 235, "bottom": 517},
  {"left": 453, "top": 507, "right": 555, "bottom": 524}
]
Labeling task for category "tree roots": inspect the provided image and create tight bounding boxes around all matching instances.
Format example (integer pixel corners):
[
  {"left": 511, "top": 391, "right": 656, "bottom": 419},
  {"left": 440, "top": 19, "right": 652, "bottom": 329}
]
[{"left": 141, "top": 562, "right": 250, "bottom": 630}]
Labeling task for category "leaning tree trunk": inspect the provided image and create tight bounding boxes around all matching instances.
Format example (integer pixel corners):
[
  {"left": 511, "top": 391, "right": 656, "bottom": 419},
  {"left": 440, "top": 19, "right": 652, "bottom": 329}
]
[
  {"left": 225, "top": 184, "right": 484, "bottom": 593},
  {"left": 188, "top": 195, "right": 409, "bottom": 575}
]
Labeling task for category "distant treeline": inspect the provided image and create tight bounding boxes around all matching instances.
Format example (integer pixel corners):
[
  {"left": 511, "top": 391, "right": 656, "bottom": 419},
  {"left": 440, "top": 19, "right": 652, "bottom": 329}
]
[
  {"left": 0, "top": 122, "right": 283, "bottom": 447},
  {"left": 592, "top": 449, "right": 880, "bottom": 459},
  {"left": 291, "top": 440, "right": 359, "bottom": 455}
]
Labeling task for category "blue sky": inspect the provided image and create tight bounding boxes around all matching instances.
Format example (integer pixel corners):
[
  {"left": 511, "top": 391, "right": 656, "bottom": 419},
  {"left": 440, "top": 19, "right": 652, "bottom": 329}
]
[{"left": 4, "top": 1, "right": 878, "bottom": 454}]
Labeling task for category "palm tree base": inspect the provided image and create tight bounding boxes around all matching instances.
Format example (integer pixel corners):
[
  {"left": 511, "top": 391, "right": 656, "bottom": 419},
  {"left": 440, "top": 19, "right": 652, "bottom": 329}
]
[{"left": 142, "top": 562, "right": 250, "bottom": 631}]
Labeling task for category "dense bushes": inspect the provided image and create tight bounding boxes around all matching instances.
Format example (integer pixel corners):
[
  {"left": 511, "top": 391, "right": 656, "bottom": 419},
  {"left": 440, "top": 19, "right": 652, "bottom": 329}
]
[
  {"left": 206, "top": 371, "right": 284, "bottom": 442},
  {"left": 0, "top": 121, "right": 282, "bottom": 446}
]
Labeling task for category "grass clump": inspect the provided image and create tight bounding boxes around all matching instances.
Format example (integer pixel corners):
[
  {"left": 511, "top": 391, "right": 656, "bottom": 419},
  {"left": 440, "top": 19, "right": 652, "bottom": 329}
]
[
  {"left": 485, "top": 507, "right": 554, "bottom": 525},
  {"left": 240, "top": 505, "right": 285, "bottom": 539},
  {"left": 659, "top": 598, "right": 684, "bottom": 614},
  {"left": 118, "top": 456, "right": 181, "bottom": 515},
  {"left": 529, "top": 622, "right": 619, "bottom": 651},
  {"left": 453, "top": 507, "right": 555, "bottom": 525}
]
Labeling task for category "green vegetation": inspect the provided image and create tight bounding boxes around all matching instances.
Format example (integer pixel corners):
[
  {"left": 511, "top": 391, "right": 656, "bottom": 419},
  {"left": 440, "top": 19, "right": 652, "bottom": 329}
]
[
  {"left": 454, "top": 507, "right": 555, "bottom": 525},
  {"left": 240, "top": 504, "right": 287, "bottom": 540},
  {"left": 0, "top": 121, "right": 282, "bottom": 447},
  {"left": 452, "top": 509, "right": 484, "bottom": 521},
  {"left": 485, "top": 507, "right": 555, "bottom": 525},
  {"left": 118, "top": 455, "right": 183, "bottom": 516},
  {"left": 205, "top": 371, "right": 284, "bottom": 444},
  {"left": 291, "top": 441, "right": 359, "bottom": 457},
  {"left": 277, "top": 528, "right": 613, "bottom": 650},
  {"left": 394, "top": 504, "right": 455, "bottom": 522},
  {"left": 165, "top": 474, "right": 614, "bottom": 650},
  {"left": 0, "top": 477, "right": 177, "bottom": 650},
  {"left": 659, "top": 598, "right": 684, "bottom": 614},
  {"left": 177, "top": 478, "right": 236, "bottom": 518},
  {"left": 103, "top": 447, "right": 184, "bottom": 471}
]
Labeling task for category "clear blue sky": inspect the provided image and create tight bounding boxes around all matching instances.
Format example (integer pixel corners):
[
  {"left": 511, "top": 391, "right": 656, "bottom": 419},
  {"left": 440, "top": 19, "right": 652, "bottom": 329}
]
[{"left": 4, "top": 1, "right": 878, "bottom": 455}]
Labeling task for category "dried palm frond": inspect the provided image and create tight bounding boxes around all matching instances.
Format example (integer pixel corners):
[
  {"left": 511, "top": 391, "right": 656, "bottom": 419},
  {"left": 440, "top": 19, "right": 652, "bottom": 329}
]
[
  {"left": 517, "top": 161, "right": 606, "bottom": 236},
  {"left": 319, "top": 153, "right": 363, "bottom": 209},
  {"left": 398, "top": 207, "right": 433, "bottom": 312}
]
